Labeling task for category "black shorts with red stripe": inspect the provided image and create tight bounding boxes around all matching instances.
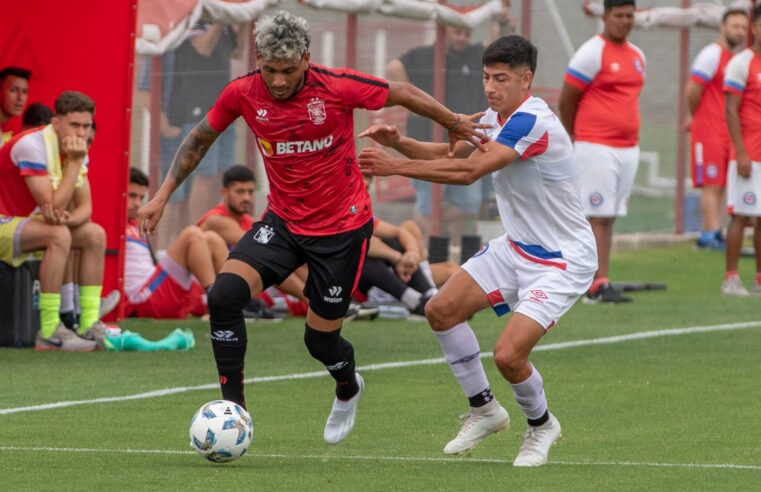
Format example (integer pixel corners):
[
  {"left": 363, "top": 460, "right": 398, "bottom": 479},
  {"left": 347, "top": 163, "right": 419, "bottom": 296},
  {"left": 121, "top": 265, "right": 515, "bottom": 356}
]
[{"left": 229, "top": 210, "right": 372, "bottom": 320}]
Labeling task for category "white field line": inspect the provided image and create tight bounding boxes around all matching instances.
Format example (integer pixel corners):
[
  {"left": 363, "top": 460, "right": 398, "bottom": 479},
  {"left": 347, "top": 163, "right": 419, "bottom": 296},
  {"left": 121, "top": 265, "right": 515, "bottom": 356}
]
[
  {"left": 0, "top": 445, "right": 759, "bottom": 471},
  {"left": 1, "top": 320, "right": 760, "bottom": 417}
]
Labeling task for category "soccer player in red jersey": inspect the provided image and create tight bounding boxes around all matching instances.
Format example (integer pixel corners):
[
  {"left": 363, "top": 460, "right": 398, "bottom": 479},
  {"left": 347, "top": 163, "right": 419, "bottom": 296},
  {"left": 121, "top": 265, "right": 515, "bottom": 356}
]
[
  {"left": 138, "top": 11, "right": 487, "bottom": 445},
  {"left": 686, "top": 9, "right": 748, "bottom": 250},
  {"left": 559, "top": 0, "right": 644, "bottom": 304}
]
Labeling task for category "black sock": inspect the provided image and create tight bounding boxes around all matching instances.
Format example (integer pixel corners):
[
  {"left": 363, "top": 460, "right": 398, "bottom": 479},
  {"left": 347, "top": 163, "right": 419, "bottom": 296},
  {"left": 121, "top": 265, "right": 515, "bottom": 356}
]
[
  {"left": 468, "top": 387, "right": 494, "bottom": 408},
  {"left": 528, "top": 410, "right": 550, "bottom": 427},
  {"left": 208, "top": 273, "right": 251, "bottom": 409},
  {"left": 304, "top": 324, "right": 359, "bottom": 400},
  {"left": 59, "top": 311, "right": 78, "bottom": 330}
]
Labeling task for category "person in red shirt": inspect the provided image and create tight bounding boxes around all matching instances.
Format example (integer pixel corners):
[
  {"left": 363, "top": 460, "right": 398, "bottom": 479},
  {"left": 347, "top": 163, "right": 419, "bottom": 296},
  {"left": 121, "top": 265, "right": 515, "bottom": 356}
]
[
  {"left": 559, "top": 0, "right": 645, "bottom": 304},
  {"left": 138, "top": 11, "right": 486, "bottom": 445},
  {"left": 685, "top": 9, "right": 749, "bottom": 250},
  {"left": 0, "top": 67, "right": 30, "bottom": 145}
]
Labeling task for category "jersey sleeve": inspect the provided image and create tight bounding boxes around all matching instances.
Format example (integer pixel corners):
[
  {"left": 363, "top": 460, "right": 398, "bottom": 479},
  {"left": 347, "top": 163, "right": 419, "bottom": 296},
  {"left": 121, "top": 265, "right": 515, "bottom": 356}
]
[
  {"left": 724, "top": 51, "right": 750, "bottom": 96},
  {"left": 10, "top": 134, "right": 47, "bottom": 177},
  {"left": 564, "top": 37, "right": 603, "bottom": 90},
  {"left": 495, "top": 112, "right": 549, "bottom": 159},
  {"left": 337, "top": 68, "right": 389, "bottom": 111},
  {"left": 207, "top": 79, "right": 243, "bottom": 132},
  {"left": 690, "top": 44, "right": 720, "bottom": 85}
]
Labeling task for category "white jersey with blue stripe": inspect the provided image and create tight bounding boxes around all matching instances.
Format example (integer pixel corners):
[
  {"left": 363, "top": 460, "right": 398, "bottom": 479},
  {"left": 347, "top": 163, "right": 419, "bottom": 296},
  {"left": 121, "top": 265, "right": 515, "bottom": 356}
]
[{"left": 480, "top": 96, "right": 597, "bottom": 273}]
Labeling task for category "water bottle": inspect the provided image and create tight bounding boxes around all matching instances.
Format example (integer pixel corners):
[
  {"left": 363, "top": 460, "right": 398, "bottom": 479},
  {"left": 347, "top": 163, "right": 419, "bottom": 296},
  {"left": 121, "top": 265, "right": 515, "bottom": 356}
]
[{"left": 378, "top": 305, "right": 410, "bottom": 319}]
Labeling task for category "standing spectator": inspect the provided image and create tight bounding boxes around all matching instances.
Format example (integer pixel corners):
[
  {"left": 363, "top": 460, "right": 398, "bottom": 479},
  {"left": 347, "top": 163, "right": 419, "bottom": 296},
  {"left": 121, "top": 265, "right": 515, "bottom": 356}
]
[
  {"left": 0, "top": 91, "right": 106, "bottom": 351},
  {"left": 0, "top": 66, "right": 31, "bottom": 145},
  {"left": 138, "top": 11, "right": 485, "bottom": 445},
  {"left": 160, "top": 22, "right": 244, "bottom": 233},
  {"left": 559, "top": 0, "right": 645, "bottom": 304},
  {"left": 722, "top": 4, "right": 761, "bottom": 296},
  {"left": 386, "top": 26, "right": 488, "bottom": 240},
  {"left": 686, "top": 9, "right": 749, "bottom": 250}
]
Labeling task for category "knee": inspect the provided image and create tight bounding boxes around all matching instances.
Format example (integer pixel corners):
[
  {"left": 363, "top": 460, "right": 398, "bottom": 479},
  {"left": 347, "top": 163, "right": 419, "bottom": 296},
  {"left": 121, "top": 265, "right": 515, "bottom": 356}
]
[
  {"left": 47, "top": 225, "right": 72, "bottom": 252},
  {"left": 425, "top": 294, "right": 457, "bottom": 331},
  {"left": 304, "top": 325, "right": 348, "bottom": 361},
  {"left": 492, "top": 343, "right": 527, "bottom": 379},
  {"left": 204, "top": 230, "right": 226, "bottom": 249},
  {"left": 181, "top": 225, "right": 205, "bottom": 242},
  {"left": 208, "top": 272, "right": 250, "bottom": 318},
  {"left": 81, "top": 222, "right": 106, "bottom": 250}
]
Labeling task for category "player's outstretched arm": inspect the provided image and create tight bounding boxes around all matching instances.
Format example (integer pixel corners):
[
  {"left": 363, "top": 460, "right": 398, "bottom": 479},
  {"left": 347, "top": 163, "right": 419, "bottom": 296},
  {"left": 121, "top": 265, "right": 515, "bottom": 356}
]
[
  {"left": 384, "top": 81, "right": 489, "bottom": 155},
  {"left": 359, "top": 141, "right": 517, "bottom": 185},
  {"left": 138, "top": 117, "right": 220, "bottom": 235},
  {"left": 358, "top": 124, "right": 474, "bottom": 160}
]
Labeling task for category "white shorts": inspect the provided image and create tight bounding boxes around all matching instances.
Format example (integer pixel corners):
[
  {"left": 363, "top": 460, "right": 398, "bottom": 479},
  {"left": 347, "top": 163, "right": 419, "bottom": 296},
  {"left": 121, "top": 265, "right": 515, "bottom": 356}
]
[
  {"left": 462, "top": 234, "right": 594, "bottom": 330},
  {"left": 576, "top": 141, "right": 640, "bottom": 217},
  {"left": 727, "top": 161, "right": 761, "bottom": 217}
]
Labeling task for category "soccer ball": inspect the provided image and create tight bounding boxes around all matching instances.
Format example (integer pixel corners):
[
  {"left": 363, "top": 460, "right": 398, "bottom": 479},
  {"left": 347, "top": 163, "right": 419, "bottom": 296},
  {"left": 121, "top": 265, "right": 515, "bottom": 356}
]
[{"left": 189, "top": 400, "right": 254, "bottom": 463}]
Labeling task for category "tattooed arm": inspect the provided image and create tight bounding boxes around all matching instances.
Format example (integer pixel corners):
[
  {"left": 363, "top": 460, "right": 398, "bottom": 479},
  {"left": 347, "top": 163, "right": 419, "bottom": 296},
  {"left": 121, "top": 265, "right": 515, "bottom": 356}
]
[{"left": 137, "top": 117, "right": 220, "bottom": 234}]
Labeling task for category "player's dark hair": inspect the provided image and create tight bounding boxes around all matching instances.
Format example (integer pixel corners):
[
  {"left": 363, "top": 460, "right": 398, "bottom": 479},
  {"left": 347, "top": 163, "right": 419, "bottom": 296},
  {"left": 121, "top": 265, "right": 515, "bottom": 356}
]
[
  {"left": 21, "top": 102, "right": 53, "bottom": 128},
  {"left": 604, "top": 0, "right": 635, "bottom": 11},
  {"left": 753, "top": 4, "right": 761, "bottom": 22},
  {"left": 130, "top": 167, "right": 149, "bottom": 187},
  {"left": 223, "top": 165, "right": 255, "bottom": 188},
  {"left": 54, "top": 91, "right": 95, "bottom": 116},
  {"left": 483, "top": 35, "right": 537, "bottom": 74},
  {"left": 722, "top": 8, "right": 748, "bottom": 24},
  {"left": 0, "top": 66, "right": 31, "bottom": 81}
]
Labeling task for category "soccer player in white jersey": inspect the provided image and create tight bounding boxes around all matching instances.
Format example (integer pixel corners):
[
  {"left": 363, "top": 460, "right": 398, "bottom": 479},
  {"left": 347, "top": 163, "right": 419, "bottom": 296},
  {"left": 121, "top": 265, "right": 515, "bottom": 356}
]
[
  {"left": 722, "top": 4, "right": 761, "bottom": 296},
  {"left": 359, "top": 35, "right": 597, "bottom": 467}
]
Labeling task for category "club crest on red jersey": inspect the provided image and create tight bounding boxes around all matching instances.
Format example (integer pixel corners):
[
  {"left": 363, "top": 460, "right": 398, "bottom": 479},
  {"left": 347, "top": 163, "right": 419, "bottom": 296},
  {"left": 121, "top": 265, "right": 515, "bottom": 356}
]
[{"left": 307, "top": 98, "right": 327, "bottom": 125}]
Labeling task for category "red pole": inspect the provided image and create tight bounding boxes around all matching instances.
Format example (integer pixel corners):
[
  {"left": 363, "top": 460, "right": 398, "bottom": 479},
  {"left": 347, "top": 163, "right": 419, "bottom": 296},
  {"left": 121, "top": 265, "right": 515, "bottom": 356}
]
[
  {"left": 674, "top": 0, "right": 690, "bottom": 235},
  {"left": 521, "top": 0, "right": 532, "bottom": 39},
  {"left": 431, "top": 4, "right": 447, "bottom": 236},
  {"left": 149, "top": 56, "right": 163, "bottom": 199},
  {"left": 346, "top": 13, "right": 357, "bottom": 68}
]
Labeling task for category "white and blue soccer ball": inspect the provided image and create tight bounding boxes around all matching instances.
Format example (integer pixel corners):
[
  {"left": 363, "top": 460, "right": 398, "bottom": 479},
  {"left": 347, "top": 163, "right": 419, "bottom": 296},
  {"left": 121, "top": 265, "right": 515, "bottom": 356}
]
[{"left": 189, "top": 400, "right": 254, "bottom": 463}]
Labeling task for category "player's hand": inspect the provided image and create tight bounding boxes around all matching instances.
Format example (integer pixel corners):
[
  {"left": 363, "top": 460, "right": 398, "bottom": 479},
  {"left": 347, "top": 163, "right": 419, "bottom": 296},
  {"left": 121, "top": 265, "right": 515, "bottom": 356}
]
[
  {"left": 137, "top": 196, "right": 167, "bottom": 236},
  {"left": 358, "top": 147, "right": 399, "bottom": 176},
  {"left": 737, "top": 152, "right": 752, "bottom": 178},
  {"left": 681, "top": 115, "right": 692, "bottom": 133},
  {"left": 358, "top": 124, "right": 401, "bottom": 148},
  {"left": 61, "top": 135, "right": 88, "bottom": 161},
  {"left": 446, "top": 112, "right": 490, "bottom": 156}
]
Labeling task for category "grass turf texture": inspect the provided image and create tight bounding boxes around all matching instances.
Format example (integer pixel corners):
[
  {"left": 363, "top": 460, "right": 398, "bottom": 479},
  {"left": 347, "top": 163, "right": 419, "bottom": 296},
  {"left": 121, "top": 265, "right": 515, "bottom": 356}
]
[{"left": 1, "top": 243, "right": 760, "bottom": 491}]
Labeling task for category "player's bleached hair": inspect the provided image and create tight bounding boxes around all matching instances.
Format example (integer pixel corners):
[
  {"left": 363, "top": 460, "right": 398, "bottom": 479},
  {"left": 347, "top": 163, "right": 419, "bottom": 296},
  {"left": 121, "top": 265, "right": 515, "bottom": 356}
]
[{"left": 255, "top": 11, "right": 311, "bottom": 62}]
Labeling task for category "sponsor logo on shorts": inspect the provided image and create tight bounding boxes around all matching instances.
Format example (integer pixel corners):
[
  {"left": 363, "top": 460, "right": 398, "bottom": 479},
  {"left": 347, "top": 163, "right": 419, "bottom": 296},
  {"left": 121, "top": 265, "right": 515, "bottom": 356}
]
[
  {"left": 323, "top": 286, "right": 343, "bottom": 304},
  {"left": 589, "top": 192, "right": 604, "bottom": 208},
  {"left": 705, "top": 163, "right": 718, "bottom": 179},
  {"left": 528, "top": 289, "right": 548, "bottom": 305},
  {"left": 253, "top": 225, "right": 275, "bottom": 244},
  {"left": 211, "top": 330, "right": 238, "bottom": 342},
  {"left": 743, "top": 192, "right": 757, "bottom": 206}
]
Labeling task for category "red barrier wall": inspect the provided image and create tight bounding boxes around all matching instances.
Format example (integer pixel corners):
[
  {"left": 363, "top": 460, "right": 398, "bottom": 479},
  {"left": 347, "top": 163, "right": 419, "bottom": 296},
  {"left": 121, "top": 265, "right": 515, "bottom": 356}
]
[{"left": 0, "top": 0, "right": 138, "bottom": 319}]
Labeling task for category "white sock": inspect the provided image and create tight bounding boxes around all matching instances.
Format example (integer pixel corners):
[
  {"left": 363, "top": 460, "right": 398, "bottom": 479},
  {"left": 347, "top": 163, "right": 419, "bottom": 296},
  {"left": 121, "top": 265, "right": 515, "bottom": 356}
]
[
  {"left": 401, "top": 288, "right": 423, "bottom": 309},
  {"left": 60, "top": 282, "right": 75, "bottom": 313},
  {"left": 73, "top": 283, "right": 81, "bottom": 314},
  {"left": 510, "top": 364, "right": 548, "bottom": 420},
  {"left": 434, "top": 322, "right": 490, "bottom": 399},
  {"left": 420, "top": 260, "right": 436, "bottom": 286}
]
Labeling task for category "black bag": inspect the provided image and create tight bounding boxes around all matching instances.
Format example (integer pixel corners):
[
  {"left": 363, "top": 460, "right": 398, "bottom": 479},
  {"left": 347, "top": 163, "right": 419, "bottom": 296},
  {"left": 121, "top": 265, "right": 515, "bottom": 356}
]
[{"left": 0, "top": 260, "right": 41, "bottom": 347}]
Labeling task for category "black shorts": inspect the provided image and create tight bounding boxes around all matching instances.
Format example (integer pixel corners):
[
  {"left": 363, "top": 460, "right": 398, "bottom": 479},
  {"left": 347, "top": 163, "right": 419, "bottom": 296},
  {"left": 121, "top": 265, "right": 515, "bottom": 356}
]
[{"left": 229, "top": 210, "right": 373, "bottom": 320}]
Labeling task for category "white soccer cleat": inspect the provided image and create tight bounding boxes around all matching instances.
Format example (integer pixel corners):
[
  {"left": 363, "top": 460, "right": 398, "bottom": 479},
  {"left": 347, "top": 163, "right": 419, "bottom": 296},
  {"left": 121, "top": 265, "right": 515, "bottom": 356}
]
[
  {"left": 443, "top": 401, "right": 510, "bottom": 455},
  {"left": 324, "top": 373, "right": 364, "bottom": 444},
  {"left": 513, "top": 413, "right": 562, "bottom": 467},
  {"left": 721, "top": 276, "right": 750, "bottom": 297},
  {"left": 34, "top": 323, "right": 97, "bottom": 352}
]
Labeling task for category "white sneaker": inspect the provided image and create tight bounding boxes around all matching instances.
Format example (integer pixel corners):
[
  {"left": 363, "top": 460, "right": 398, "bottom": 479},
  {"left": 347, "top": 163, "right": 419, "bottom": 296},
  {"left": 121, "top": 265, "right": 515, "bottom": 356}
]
[
  {"left": 80, "top": 320, "right": 121, "bottom": 350},
  {"left": 721, "top": 276, "right": 750, "bottom": 297},
  {"left": 324, "top": 373, "right": 364, "bottom": 444},
  {"left": 34, "top": 323, "right": 97, "bottom": 352},
  {"left": 513, "top": 413, "right": 562, "bottom": 467},
  {"left": 99, "top": 289, "right": 121, "bottom": 317},
  {"left": 443, "top": 401, "right": 510, "bottom": 455}
]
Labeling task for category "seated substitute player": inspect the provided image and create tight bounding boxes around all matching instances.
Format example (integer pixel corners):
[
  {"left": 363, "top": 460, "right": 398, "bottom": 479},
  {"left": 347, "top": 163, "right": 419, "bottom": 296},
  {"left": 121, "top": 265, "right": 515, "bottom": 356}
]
[
  {"left": 138, "top": 11, "right": 488, "bottom": 445},
  {"left": 722, "top": 4, "right": 761, "bottom": 297},
  {"left": 0, "top": 90, "right": 110, "bottom": 352},
  {"left": 359, "top": 35, "right": 597, "bottom": 466},
  {"left": 125, "top": 167, "right": 228, "bottom": 318}
]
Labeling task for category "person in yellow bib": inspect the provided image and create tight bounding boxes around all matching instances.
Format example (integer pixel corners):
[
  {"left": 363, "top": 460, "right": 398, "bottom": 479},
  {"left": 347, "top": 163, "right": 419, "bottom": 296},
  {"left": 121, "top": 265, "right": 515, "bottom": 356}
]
[{"left": 0, "top": 91, "right": 107, "bottom": 351}]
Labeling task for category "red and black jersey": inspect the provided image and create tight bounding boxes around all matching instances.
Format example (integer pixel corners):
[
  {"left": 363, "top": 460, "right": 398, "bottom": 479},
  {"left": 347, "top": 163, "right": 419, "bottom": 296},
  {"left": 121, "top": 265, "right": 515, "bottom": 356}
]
[{"left": 207, "top": 64, "right": 389, "bottom": 235}]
